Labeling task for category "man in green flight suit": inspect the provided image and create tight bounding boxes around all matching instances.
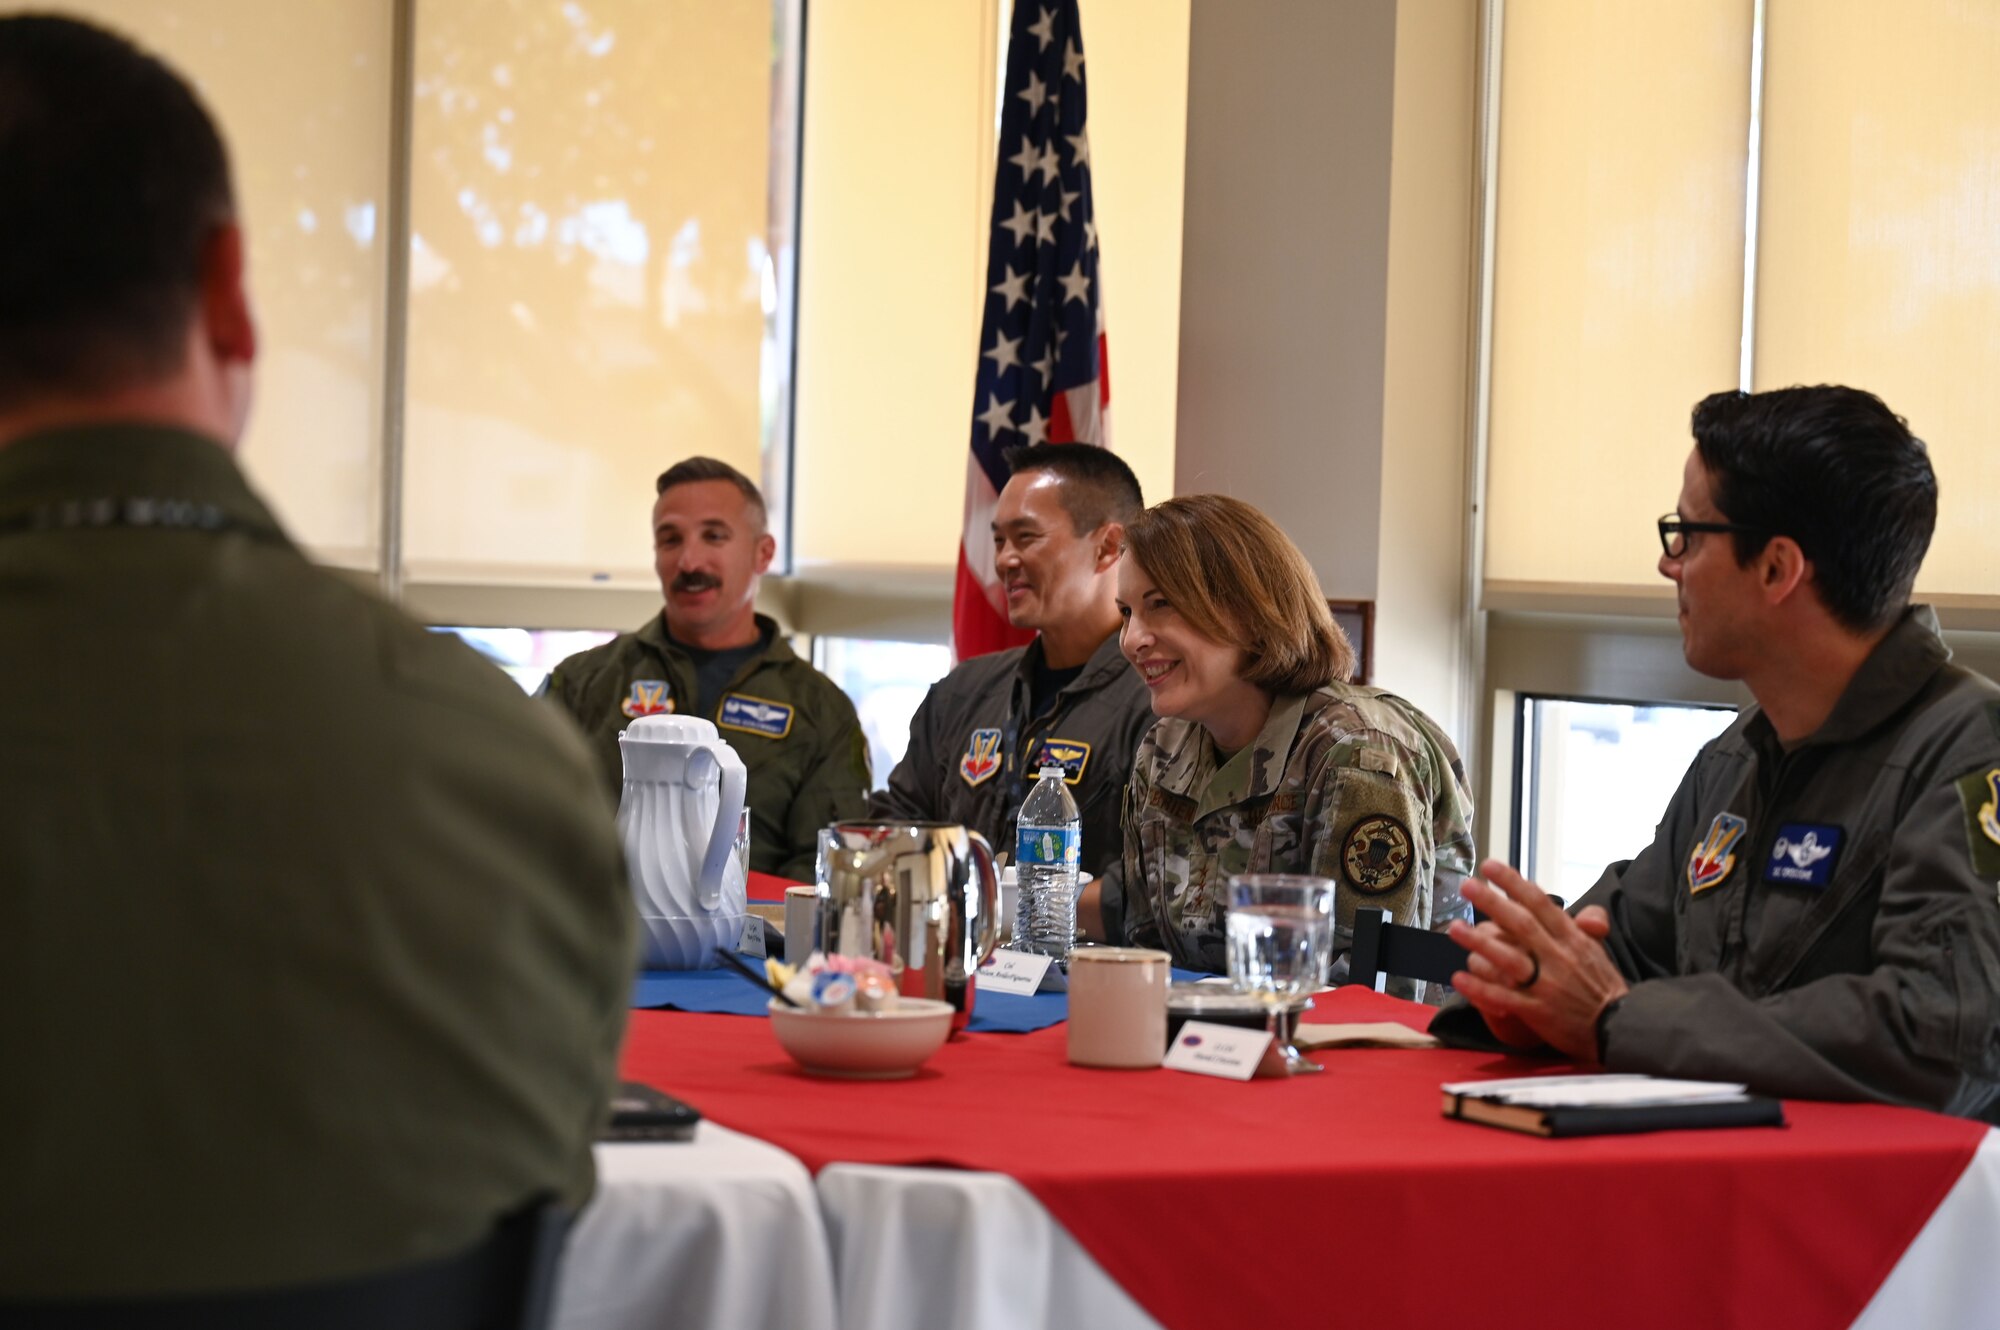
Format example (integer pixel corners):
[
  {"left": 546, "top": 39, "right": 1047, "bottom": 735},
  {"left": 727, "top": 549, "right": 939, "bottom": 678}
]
[
  {"left": 0, "top": 15, "right": 634, "bottom": 1306},
  {"left": 545, "top": 457, "right": 870, "bottom": 880}
]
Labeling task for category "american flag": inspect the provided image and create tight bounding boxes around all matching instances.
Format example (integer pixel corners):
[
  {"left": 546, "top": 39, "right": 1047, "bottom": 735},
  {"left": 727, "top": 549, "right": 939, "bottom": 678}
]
[{"left": 952, "top": 0, "right": 1110, "bottom": 661}]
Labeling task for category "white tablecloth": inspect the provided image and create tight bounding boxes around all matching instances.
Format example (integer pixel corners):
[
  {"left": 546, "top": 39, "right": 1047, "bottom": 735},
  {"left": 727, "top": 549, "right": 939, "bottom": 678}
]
[
  {"left": 563, "top": 1125, "right": 1999, "bottom": 1330},
  {"left": 552, "top": 1124, "right": 837, "bottom": 1330}
]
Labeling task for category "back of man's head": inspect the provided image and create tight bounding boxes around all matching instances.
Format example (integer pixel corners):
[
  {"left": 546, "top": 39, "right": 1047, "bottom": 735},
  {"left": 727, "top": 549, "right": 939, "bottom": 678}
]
[
  {"left": 1692, "top": 384, "right": 1936, "bottom": 634},
  {"left": 0, "top": 15, "right": 234, "bottom": 412},
  {"left": 1002, "top": 443, "right": 1144, "bottom": 534},
  {"left": 656, "top": 456, "right": 767, "bottom": 532}
]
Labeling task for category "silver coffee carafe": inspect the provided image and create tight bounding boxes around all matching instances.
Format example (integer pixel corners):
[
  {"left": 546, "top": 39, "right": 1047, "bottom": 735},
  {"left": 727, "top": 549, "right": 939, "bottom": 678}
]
[{"left": 817, "top": 822, "right": 1001, "bottom": 1030}]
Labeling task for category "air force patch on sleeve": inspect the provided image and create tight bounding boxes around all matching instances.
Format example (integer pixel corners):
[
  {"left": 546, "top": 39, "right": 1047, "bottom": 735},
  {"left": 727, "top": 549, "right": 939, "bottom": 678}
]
[
  {"left": 960, "top": 727, "right": 1003, "bottom": 787},
  {"left": 1030, "top": 737, "right": 1091, "bottom": 785},
  {"left": 1764, "top": 823, "right": 1843, "bottom": 888},
  {"left": 620, "top": 679, "right": 674, "bottom": 718},
  {"left": 1687, "top": 811, "right": 1747, "bottom": 895},
  {"left": 718, "top": 693, "right": 794, "bottom": 739}
]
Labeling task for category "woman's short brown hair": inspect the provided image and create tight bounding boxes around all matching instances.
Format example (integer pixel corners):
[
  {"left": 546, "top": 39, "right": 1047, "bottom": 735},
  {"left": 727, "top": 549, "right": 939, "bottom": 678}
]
[{"left": 1123, "top": 494, "right": 1352, "bottom": 695}]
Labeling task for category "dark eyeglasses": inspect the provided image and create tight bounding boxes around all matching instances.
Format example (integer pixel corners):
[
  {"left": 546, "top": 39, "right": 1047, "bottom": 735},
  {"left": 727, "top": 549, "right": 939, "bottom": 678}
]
[{"left": 1657, "top": 513, "right": 1764, "bottom": 558}]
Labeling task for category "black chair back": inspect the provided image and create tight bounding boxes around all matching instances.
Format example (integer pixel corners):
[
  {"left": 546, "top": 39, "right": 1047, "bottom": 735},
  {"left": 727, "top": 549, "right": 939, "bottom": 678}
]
[
  {"left": 0, "top": 1197, "right": 572, "bottom": 1330},
  {"left": 1346, "top": 906, "right": 1469, "bottom": 991}
]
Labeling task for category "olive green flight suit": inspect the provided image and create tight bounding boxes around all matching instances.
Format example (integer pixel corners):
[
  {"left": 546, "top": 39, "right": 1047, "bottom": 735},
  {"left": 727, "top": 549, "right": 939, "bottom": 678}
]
[
  {"left": 544, "top": 613, "right": 871, "bottom": 881},
  {"left": 1122, "top": 682, "right": 1477, "bottom": 1001},
  {"left": 1441, "top": 608, "right": 2000, "bottom": 1120},
  {"left": 0, "top": 425, "right": 634, "bottom": 1299}
]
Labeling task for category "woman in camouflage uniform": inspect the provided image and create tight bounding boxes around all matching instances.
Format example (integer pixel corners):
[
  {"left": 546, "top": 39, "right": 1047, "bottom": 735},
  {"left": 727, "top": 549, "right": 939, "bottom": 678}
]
[{"left": 1116, "top": 495, "right": 1475, "bottom": 995}]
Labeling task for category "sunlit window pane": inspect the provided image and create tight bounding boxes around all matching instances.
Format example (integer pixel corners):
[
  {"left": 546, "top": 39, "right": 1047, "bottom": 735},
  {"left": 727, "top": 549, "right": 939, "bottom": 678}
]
[
  {"left": 1517, "top": 697, "right": 1737, "bottom": 904},
  {"left": 402, "top": 0, "right": 797, "bottom": 584},
  {"left": 31, "top": 0, "right": 394, "bottom": 569},
  {"left": 812, "top": 638, "right": 955, "bottom": 791},
  {"left": 1485, "top": 0, "right": 1751, "bottom": 590}
]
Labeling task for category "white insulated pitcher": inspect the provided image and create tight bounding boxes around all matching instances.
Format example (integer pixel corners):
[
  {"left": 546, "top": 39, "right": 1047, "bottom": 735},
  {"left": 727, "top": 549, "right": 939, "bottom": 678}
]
[{"left": 618, "top": 714, "right": 749, "bottom": 970}]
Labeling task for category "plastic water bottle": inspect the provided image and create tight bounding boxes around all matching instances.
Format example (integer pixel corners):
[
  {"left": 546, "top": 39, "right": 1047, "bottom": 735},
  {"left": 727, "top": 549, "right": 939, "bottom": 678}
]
[{"left": 1014, "top": 765, "right": 1081, "bottom": 961}]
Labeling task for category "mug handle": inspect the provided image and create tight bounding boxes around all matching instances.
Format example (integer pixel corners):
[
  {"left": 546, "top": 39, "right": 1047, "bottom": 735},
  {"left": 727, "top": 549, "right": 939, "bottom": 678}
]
[
  {"left": 687, "top": 748, "right": 747, "bottom": 912},
  {"left": 965, "top": 830, "right": 1001, "bottom": 963}
]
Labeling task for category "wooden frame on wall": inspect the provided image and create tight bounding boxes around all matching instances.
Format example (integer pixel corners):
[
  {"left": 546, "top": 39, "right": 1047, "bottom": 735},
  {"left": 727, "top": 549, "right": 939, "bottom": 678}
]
[{"left": 1326, "top": 599, "right": 1374, "bottom": 685}]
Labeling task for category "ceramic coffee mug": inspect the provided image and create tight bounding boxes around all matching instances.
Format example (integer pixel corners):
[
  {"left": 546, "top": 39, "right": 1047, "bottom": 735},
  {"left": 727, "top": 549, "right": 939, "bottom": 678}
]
[{"left": 1066, "top": 947, "right": 1171, "bottom": 1068}]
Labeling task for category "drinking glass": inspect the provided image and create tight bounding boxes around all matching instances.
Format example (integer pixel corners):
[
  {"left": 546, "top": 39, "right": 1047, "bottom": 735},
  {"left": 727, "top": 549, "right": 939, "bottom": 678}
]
[{"left": 1225, "top": 874, "right": 1336, "bottom": 1076}]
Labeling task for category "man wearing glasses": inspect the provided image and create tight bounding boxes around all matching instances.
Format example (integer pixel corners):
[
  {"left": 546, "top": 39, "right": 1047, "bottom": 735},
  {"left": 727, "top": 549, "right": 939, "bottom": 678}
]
[{"left": 1439, "top": 385, "right": 2000, "bottom": 1121}]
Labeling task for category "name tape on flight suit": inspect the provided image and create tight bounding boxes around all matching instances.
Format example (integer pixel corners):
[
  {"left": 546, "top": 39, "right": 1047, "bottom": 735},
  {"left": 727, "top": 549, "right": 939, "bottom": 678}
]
[
  {"left": 718, "top": 693, "right": 794, "bottom": 739},
  {"left": 1029, "top": 738, "right": 1091, "bottom": 785},
  {"left": 1764, "top": 823, "right": 1843, "bottom": 888}
]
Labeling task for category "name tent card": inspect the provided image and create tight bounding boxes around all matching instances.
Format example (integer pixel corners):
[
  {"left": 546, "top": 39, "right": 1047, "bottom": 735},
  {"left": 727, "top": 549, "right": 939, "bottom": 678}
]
[
  {"left": 735, "top": 914, "right": 766, "bottom": 960},
  {"left": 978, "top": 948, "right": 1055, "bottom": 997},
  {"left": 1162, "top": 1020, "right": 1273, "bottom": 1081}
]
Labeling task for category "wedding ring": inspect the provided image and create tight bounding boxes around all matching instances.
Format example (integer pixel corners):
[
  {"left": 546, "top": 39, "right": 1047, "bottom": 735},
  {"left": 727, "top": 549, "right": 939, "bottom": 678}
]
[{"left": 1520, "top": 951, "right": 1542, "bottom": 989}]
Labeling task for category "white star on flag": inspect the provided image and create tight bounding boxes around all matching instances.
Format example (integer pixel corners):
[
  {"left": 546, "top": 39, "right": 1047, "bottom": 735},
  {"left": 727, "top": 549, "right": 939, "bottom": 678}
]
[
  {"left": 1063, "top": 40, "right": 1085, "bottom": 83},
  {"left": 976, "top": 392, "right": 1017, "bottom": 439},
  {"left": 1066, "top": 132, "right": 1090, "bottom": 169},
  {"left": 983, "top": 331, "right": 1023, "bottom": 373},
  {"left": 1059, "top": 259, "right": 1091, "bottom": 306},
  {"left": 1020, "top": 405, "right": 1050, "bottom": 446},
  {"left": 1009, "top": 141, "right": 1039, "bottom": 177},
  {"left": 1018, "top": 72, "right": 1048, "bottom": 116},
  {"left": 999, "top": 201, "right": 1037, "bottom": 247},
  {"left": 991, "top": 265, "right": 1031, "bottom": 310},
  {"left": 1034, "top": 210, "right": 1057, "bottom": 245},
  {"left": 1028, "top": 7, "right": 1056, "bottom": 51}
]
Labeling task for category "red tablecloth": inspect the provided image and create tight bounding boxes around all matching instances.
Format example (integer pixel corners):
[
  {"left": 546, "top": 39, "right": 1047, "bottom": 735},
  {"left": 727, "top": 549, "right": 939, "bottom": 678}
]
[
  {"left": 619, "top": 987, "right": 1986, "bottom": 1330},
  {"left": 747, "top": 870, "right": 800, "bottom": 904}
]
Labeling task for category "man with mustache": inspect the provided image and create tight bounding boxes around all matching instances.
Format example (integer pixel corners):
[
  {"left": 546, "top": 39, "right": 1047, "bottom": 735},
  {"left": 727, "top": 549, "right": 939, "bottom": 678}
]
[{"left": 546, "top": 457, "right": 869, "bottom": 880}]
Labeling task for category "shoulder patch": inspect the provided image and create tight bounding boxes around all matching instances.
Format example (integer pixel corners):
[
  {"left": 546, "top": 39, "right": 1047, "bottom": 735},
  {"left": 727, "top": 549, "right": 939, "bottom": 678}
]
[
  {"left": 620, "top": 679, "right": 674, "bottom": 718},
  {"left": 1030, "top": 737, "right": 1091, "bottom": 785},
  {"left": 1687, "top": 812, "right": 1747, "bottom": 895},
  {"left": 718, "top": 693, "right": 793, "bottom": 739},
  {"left": 1341, "top": 814, "right": 1413, "bottom": 896},
  {"left": 960, "top": 727, "right": 1003, "bottom": 787},
  {"left": 1957, "top": 768, "right": 2000, "bottom": 880}
]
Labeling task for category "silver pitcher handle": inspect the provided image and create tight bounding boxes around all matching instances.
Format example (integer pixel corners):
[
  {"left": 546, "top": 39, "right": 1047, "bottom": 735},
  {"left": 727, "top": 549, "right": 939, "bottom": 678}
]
[{"left": 965, "top": 830, "right": 1001, "bottom": 963}]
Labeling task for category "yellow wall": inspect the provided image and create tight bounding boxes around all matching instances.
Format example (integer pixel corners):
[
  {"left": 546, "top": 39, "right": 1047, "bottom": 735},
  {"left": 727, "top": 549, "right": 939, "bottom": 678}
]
[{"left": 790, "top": 0, "right": 1189, "bottom": 573}]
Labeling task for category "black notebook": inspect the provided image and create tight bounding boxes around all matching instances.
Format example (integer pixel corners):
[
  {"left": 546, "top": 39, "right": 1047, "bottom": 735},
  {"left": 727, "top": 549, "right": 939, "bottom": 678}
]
[
  {"left": 601, "top": 1081, "right": 703, "bottom": 1142},
  {"left": 1441, "top": 1074, "right": 1785, "bottom": 1138}
]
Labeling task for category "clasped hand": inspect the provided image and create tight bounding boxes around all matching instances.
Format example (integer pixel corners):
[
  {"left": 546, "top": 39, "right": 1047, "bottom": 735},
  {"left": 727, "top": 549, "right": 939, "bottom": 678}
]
[{"left": 1446, "top": 859, "right": 1630, "bottom": 1063}]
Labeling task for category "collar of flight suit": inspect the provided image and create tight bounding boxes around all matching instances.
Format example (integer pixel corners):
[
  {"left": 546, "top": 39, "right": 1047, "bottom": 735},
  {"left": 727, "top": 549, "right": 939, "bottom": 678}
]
[
  {"left": 635, "top": 610, "right": 797, "bottom": 668},
  {"left": 1009, "top": 627, "right": 1134, "bottom": 698},
  {"left": 1151, "top": 687, "right": 1310, "bottom": 821},
  {"left": 0, "top": 422, "right": 286, "bottom": 539},
  {"left": 1742, "top": 604, "right": 1950, "bottom": 756}
]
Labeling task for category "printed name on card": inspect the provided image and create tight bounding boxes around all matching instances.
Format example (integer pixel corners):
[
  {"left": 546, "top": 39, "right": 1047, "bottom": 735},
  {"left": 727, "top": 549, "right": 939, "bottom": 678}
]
[
  {"left": 1162, "top": 1020, "right": 1274, "bottom": 1081},
  {"left": 977, "top": 948, "right": 1054, "bottom": 997}
]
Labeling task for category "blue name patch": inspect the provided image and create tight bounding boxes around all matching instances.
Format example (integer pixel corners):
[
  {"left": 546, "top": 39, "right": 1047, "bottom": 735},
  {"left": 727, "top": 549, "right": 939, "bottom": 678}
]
[
  {"left": 1765, "top": 823, "right": 1843, "bottom": 888},
  {"left": 717, "top": 693, "right": 794, "bottom": 739},
  {"left": 1031, "top": 737, "right": 1091, "bottom": 785}
]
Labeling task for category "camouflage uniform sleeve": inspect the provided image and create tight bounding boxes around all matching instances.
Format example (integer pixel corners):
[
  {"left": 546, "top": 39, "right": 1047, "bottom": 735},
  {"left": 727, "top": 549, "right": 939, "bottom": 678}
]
[
  {"left": 870, "top": 678, "right": 946, "bottom": 822},
  {"left": 1301, "top": 740, "right": 1437, "bottom": 1000},
  {"left": 776, "top": 685, "right": 873, "bottom": 881},
  {"left": 1120, "top": 748, "right": 1164, "bottom": 951},
  {"left": 1426, "top": 750, "right": 1478, "bottom": 933}
]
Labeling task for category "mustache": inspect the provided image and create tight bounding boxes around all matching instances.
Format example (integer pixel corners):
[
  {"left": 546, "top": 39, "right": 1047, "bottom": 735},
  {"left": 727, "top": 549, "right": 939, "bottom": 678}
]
[{"left": 672, "top": 572, "right": 722, "bottom": 594}]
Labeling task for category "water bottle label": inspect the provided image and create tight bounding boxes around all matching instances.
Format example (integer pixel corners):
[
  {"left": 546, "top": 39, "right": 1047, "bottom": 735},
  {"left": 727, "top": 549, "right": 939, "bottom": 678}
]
[{"left": 1016, "top": 825, "right": 1080, "bottom": 869}]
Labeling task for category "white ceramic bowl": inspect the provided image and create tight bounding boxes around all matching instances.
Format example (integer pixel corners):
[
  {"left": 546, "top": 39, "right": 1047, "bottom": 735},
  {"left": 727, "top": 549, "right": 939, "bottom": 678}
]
[{"left": 767, "top": 997, "right": 955, "bottom": 1079}]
